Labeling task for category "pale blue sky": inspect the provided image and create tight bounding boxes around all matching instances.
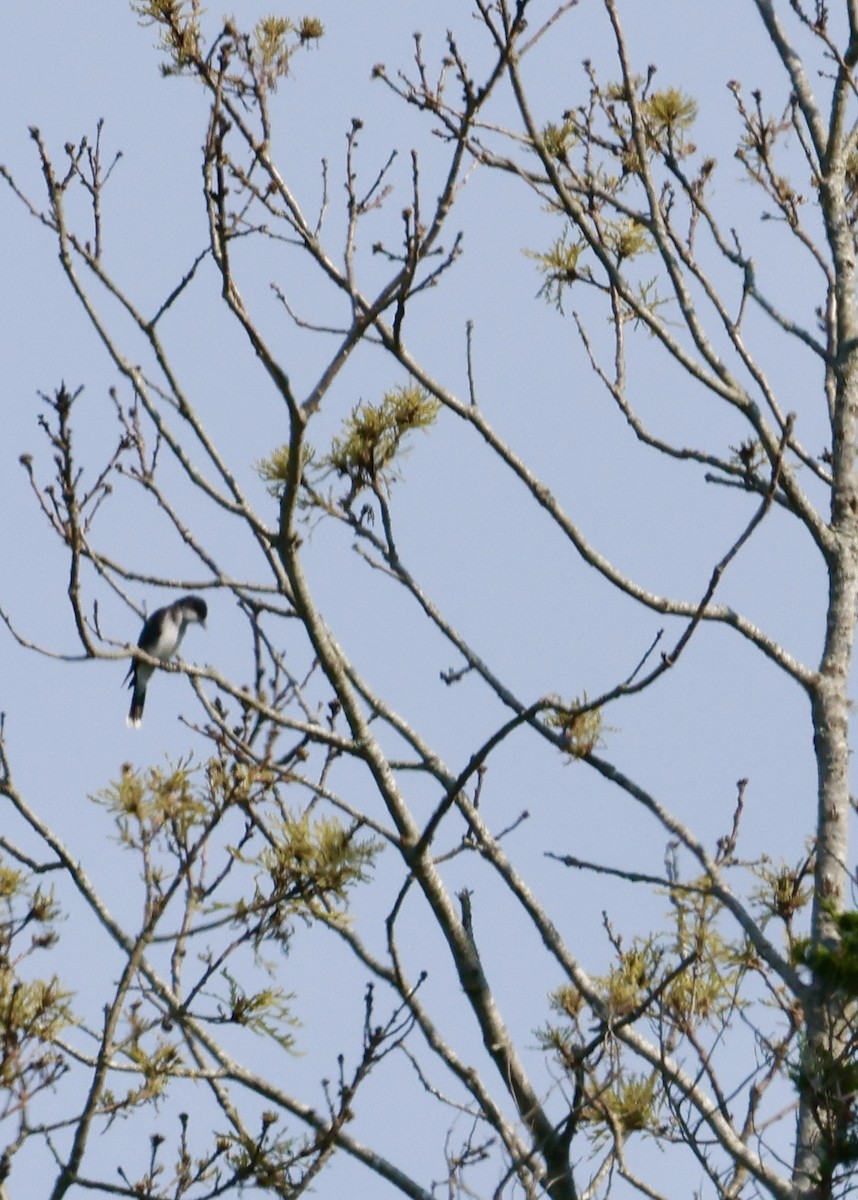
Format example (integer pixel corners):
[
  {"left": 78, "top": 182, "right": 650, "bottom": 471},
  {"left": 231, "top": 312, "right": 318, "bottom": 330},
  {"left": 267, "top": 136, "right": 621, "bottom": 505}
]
[{"left": 0, "top": 3, "right": 836, "bottom": 1196}]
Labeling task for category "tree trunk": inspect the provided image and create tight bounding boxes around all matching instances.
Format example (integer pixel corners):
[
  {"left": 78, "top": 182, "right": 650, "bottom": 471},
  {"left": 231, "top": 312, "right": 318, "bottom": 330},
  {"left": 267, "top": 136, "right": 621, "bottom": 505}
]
[{"left": 795, "top": 159, "right": 858, "bottom": 1194}]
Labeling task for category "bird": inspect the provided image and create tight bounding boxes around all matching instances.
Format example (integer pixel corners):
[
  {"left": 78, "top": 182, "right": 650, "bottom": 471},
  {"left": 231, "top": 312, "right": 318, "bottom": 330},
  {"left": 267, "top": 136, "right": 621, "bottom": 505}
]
[{"left": 124, "top": 595, "right": 208, "bottom": 728}]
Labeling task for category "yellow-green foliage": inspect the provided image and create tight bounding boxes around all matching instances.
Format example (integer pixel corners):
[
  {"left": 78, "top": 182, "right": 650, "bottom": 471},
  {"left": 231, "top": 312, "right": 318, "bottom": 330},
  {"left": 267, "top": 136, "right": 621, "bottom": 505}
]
[
  {"left": 259, "top": 386, "right": 438, "bottom": 504},
  {"left": 605, "top": 218, "right": 651, "bottom": 262},
  {"left": 592, "top": 897, "right": 742, "bottom": 1029},
  {"left": 527, "top": 219, "right": 650, "bottom": 306},
  {"left": 541, "top": 119, "right": 577, "bottom": 160},
  {"left": 643, "top": 88, "right": 697, "bottom": 138},
  {"left": 253, "top": 15, "right": 323, "bottom": 88},
  {"left": 96, "top": 760, "right": 209, "bottom": 846},
  {"left": 256, "top": 443, "right": 291, "bottom": 495},
  {"left": 665, "top": 939, "right": 742, "bottom": 1027},
  {"left": 326, "top": 385, "right": 440, "bottom": 492},
  {"left": 537, "top": 1002, "right": 661, "bottom": 1134},
  {"left": 125, "top": 1038, "right": 183, "bottom": 1105},
  {"left": 256, "top": 442, "right": 313, "bottom": 498},
  {"left": 551, "top": 984, "right": 585, "bottom": 1021},
  {"left": 233, "top": 812, "right": 382, "bottom": 951},
  {"left": 603, "top": 944, "right": 659, "bottom": 1019},
  {"left": 750, "top": 857, "right": 813, "bottom": 929},
  {"left": 206, "top": 756, "right": 278, "bottom": 808},
  {"left": 132, "top": 1, "right": 202, "bottom": 72},
  {"left": 0, "top": 861, "right": 25, "bottom": 901},
  {"left": 256, "top": 812, "right": 380, "bottom": 917},
  {"left": 524, "top": 231, "right": 588, "bottom": 309},
  {"left": 544, "top": 695, "right": 603, "bottom": 758},
  {"left": 255, "top": 17, "right": 297, "bottom": 79},
  {"left": 525, "top": 232, "right": 586, "bottom": 278},
  {"left": 0, "top": 973, "right": 72, "bottom": 1088},
  {"left": 220, "top": 969, "right": 298, "bottom": 1052},
  {"left": 551, "top": 942, "right": 660, "bottom": 1027},
  {"left": 0, "top": 856, "right": 70, "bottom": 1090},
  {"left": 598, "top": 1072, "right": 660, "bottom": 1133},
  {"left": 607, "top": 80, "right": 698, "bottom": 169},
  {"left": 225, "top": 1118, "right": 297, "bottom": 1191},
  {"left": 541, "top": 885, "right": 748, "bottom": 1137},
  {"left": 132, "top": 4, "right": 322, "bottom": 83}
]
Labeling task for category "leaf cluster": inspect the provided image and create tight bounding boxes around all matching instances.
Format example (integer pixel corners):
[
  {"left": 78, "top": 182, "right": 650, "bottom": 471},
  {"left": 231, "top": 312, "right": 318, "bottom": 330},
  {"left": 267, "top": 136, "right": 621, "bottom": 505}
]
[
  {"left": 326, "top": 385, "right": 440, "bottom": 495},
  {"left": 133, "top": 2, "right": 323, "bottom": 93},
  {"left": 132, "top": 0, "right": 203, "bottom": 73},
  {"left": 217, "top": 968, "right": 298, "bottom": 1052},
  {"left": 541, "top": 887, "right": 749, "bottom": 1142},
  {"left": 793, "top": 906, "right": 858, "bottom": 995},
  {"left": 544, "top": 695, "right": 603, "bottom": 758},
  {"left": 0, "top": 859, "right": 71, "bottom": 1106},
  {"left": 248, "top": 15, "right": 324, "bottom": 93},
  {"left": 258, "top": 385, "right": 439, "bottom": 508},
  {"left": 525, "top": 73, "right": 700, "bottom": 307},
  {"left": 95, "top": 759, "right": 210, "bottom": 858},
  {"left": 749, "top": 854, "right": 813, "bottom": 935},
  {"left": 641, "top": 87, "right": 698, "bottom": 150},
  {"left": 256, "top": 442, "right": 315, "bottom": 499},
  {"left": 243, "top": 812, "right": 381, "bottom": 943}
]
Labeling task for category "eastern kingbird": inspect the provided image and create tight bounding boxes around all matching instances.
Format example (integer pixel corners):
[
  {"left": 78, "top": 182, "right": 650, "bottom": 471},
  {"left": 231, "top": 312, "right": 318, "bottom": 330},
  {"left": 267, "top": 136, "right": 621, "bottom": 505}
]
[{"left": 125, "top": 595, "right": 208, "bottom": 727}]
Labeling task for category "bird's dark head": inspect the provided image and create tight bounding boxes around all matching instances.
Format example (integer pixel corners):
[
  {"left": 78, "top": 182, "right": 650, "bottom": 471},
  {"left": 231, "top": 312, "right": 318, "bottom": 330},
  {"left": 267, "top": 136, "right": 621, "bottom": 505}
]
[{"left": 179, "top": 595, "right": 208, "bottom": 627}]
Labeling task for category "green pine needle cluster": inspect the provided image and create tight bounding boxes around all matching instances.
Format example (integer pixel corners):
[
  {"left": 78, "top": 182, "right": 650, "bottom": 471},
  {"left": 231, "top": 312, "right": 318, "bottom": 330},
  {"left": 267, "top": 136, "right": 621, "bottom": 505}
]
[
  {"left": 132, "top": 4, "right": 323, "bottom": 85},
  {"left": 257, "top": 384, "right": 439, "bottom": 505},
  {"left": 642, "top": 88, "right": 698, "bottom": 142},
  {"left": 96, "top": 759, "right": 209, "bottom": 847},
  {"left": 793, "top": 906, "right": 858, "bottom": 995},
  {"left": 250, "top": 812, "right": 381, "bottom": 932},
  {"left": 327, "top": 385, "right": 440, "bottom": 493}
]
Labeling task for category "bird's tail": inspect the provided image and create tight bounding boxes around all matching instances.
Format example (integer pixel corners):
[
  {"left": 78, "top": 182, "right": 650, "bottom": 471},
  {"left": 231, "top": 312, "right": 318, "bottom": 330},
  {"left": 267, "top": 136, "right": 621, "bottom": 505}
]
[{"left": 127, "top": 686, "right": 146, "bottom": 728}]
